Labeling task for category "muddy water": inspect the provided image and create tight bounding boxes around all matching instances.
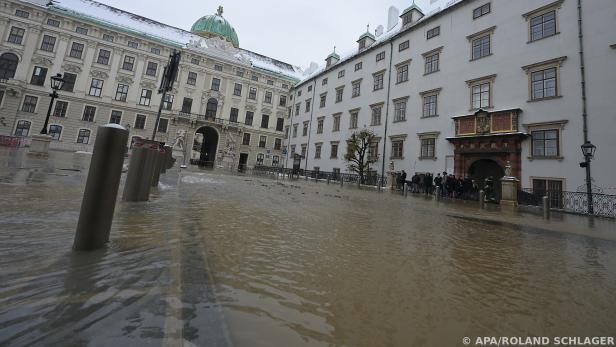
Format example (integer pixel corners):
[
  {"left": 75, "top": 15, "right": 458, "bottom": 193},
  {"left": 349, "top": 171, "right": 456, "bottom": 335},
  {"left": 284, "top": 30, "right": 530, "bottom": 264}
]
[{"left": 0, "top": 148, "right": 615, "bottom": 346}]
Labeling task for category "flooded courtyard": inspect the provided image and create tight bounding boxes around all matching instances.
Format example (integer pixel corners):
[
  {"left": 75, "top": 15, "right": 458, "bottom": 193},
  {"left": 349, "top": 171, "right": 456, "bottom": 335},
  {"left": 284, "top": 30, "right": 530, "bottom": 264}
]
[{"left": 1, "top": 148, "right": 615, "bottom": 346}]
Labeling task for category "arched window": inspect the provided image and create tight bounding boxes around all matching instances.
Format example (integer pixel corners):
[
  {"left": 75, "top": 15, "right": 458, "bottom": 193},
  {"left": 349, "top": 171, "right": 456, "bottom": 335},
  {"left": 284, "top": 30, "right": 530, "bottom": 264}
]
[
  {"left": 0, "top": 53, "right": 19, "bottom": 79},
  {"left": 76, "top": 129, "right": 90, "bottom": 144},
  {"left": 14, "top": 120, "right": 30, "bottom": 137},
  {"left": 205, "top": 98, "right": 218, "bottom": 118},
  {"left": 49, "top": 124, "right": 62, "bottom": 140}
]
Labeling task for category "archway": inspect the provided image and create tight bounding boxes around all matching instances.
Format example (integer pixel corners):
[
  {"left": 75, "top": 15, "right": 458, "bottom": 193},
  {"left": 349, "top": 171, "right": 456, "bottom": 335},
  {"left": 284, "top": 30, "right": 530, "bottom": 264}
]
[
  {"left": 195, "top": 126, "right": 218, "bottom": 168},
  {"left": 468, "top": 159, "right": 504, "bottom": 201},
  {"left": 0, "top": 53, "right": 19, "bottom": 79}
]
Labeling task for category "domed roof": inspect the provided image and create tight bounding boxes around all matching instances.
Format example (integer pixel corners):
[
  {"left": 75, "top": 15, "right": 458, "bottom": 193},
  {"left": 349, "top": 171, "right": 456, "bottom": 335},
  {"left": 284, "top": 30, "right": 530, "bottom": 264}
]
[{"left": 191, "top": 6, "right": 239, "bottom": 48}]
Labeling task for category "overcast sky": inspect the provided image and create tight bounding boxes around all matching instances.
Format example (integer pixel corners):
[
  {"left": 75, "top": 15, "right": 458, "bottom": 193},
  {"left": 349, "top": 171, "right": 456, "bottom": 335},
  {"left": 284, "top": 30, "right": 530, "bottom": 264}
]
[{"left": 95, "top": 0, "right": 439, "bottom": 70}]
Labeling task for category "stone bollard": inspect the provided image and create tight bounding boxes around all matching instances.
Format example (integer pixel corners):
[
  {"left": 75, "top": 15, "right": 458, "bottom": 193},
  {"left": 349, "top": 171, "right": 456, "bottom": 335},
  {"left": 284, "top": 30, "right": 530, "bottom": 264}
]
[
  {"left": 435, "top": 186, "right": 441, "bottom": 201},
  {"left": 327, "top": 175, "right": 330, "bottom": 184},
  {"left": 404, "top": 182, "right": 408, "bottom": 197},
  {"left": 151, "top": 147, "right": 165, "bottom": 188},
  {"left": 123, "top": 144, "right": 156, "bottom": 202},
  {"left": 74, "top": 124, "right": 128, "bottom": 251},
  {"left": 341, "top": 177, "right": 344, "bottom": 187},
  {"left": 542, "top": 196, "right": 550, "bottom": 219},
  {"left": 479, "top": 190, "right": 485, "bottom": 209},
  {"left": 357, "top": 178, "right": 361, "bottom": 189}
]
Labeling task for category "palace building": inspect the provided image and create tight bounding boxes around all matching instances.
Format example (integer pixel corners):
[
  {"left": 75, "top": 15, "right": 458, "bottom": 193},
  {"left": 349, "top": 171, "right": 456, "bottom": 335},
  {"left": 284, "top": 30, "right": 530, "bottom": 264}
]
[
  {"left": 0, "top": 0, "right": 301, "bottom": 169},
  {"left": 285, "top": 0, "right": 616, "bottom": 194}
]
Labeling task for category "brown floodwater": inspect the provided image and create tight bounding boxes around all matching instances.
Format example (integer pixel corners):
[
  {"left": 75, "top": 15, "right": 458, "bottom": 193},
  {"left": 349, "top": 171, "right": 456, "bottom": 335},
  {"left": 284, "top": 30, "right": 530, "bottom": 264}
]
[{"left": 0, "top": 148, "right": 615, "bottom": 346}]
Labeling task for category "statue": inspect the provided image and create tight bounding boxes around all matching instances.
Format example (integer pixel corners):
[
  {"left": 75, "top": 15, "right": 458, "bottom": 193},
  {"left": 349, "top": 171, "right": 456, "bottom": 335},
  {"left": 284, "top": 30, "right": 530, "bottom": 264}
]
[
  {"left": 504, "top": 161, "right": 512, "bottom": 177},
  {"left": 484, "top": 176, "right": 496, "bottom": 202},
  {"left": 217, "top": 5, "right": 223, "bottom": 16}
]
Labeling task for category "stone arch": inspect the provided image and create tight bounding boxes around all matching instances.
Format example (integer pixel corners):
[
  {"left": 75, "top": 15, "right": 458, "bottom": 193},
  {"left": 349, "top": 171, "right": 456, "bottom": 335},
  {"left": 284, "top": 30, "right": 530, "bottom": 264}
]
[{"left": 194, "top": 126, "right": 219, "bottom": 168}]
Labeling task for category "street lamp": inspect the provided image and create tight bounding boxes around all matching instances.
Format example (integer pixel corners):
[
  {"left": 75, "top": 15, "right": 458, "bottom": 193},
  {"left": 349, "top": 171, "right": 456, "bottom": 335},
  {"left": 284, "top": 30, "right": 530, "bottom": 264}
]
[
  {"left": 580, "top": 141, "right": 596, "bottom": 214},
  {"left": 40, "top": 73, "right": 65, "bottom": 135}
]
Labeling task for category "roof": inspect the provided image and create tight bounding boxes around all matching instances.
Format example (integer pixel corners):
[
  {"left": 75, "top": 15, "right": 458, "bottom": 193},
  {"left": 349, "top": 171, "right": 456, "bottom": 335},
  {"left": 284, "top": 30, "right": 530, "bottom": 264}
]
[
  {"left": 401, "top": 3, "right": 424, "bottom": 17},
  {"left": 191, "top": 14, "right": 239, "bottom": 48},
  {"left": 357, "top": 31, "right": 375, "bottom": 42}
]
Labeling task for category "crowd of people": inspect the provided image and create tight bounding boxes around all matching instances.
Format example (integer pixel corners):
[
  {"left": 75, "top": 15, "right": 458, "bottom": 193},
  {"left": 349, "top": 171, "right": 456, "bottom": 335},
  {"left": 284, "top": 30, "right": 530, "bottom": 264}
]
[{"left": 395, "top": 171, "right": 481, "bottom": 201}]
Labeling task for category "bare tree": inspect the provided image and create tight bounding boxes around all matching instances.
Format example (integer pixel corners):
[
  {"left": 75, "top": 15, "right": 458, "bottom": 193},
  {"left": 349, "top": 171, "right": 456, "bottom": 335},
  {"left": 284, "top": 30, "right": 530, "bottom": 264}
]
[{"left": 344, "top": 129, "right": 379, "bottom": 184}]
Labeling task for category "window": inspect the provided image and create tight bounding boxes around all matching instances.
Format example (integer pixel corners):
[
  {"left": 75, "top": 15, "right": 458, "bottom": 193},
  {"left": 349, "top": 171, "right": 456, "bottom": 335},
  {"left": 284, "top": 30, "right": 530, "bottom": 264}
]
[
  {"left": 402, "top": 13, "right": 413, "bottom": 26},
  {"left": 259, "top": 136, "right": 267, "bottom": 148},
  {"left": 230, "top": 108, "right": 239, "bottom": 123},
  {"left": 427, "top": 26, "right": 440, "bottom": 39},
  {"left": 301, "top": 145, "right": 306, "bottom": 157},
  {"left": 49, "top": 125, "right": 62, "bottom": 140},
  {"left": 397, "top": 64, "right": 409, "bottom": 83},
  {"left": 284, "top": 126, "right": 290, "bottom": 139},
  {"left": 336, "top": 87, "right": 344, "bottom": 103},
  {"left": 320, "top": 94, "right": 326, "bottom": 108},
  {"left": 0, "top": 53, "right": 18, "bottom": 79},
  {"left": 472, "top": 34, "right": 491, "bottom": 60},
  {"left": 294, "top": 103, "right": 300, "bottom": 116},
  {"left": 472, "top": 82, "right": 490, "bottom": 109},
  {"left": 305, "top": 99, "right": 311, "bottom": 112},
  {"left": 248, "top": 87, "right": 257, "bottom": 100},
  {"left": 274, "top": 138, "right": 282, "bottom": 150},
  {"left": 399, "top": 40, "right": 409, "bottom": 51},
  {"left": 245, "top": 111, "right": 254, "bottom": 126},
  {"left": 531, "top": 67, "right": 557, "bottom": 100},
  {"left": 40, "top": 35, "right": 56, "bottom": 52},
  {"left": 157, "top": 118, "right": 168, "bottom": 133},
  {"left": 424, "top": 53, "right": 439, "bottom": 74},
  {"left": 61, "top": 73, "right": 76, "bottom": 92},
  {"left": 292, "top": 124, "right": 298, "bottom": 138},
  {"left": 109, "top": 110, "right": 122, "bottom": 124},
  {"left": 371, "top": 105, "right": 382, "bottom": 126},
  {"left": 15, "top": 9, "right": 29, "bottom": 18},
  {"left": 76, "top": 129, "right": 90, "bottom": 144},
  {"left": 333, "top": 114, "right": 341, "bottom": 132},
  {"left": 373, "top": 73, "right": 384, "bottom": 91},
  {"left": 69, "top": 42, "right": 84, "bottom": 59},
  {"left": 256, "top": 153, "right": 264, "bottom": 166},
  {"left": 279, "top": 95, "right": 287, "bottom": 107},
  {"left": 261, "top": 114, "right": 269, "bottom": 129},
  {"left": 14, "top": 120, "right": 30, "bottom": 136},
  {"left": 315, "top": 143, "right": 322, "bottom": 159},
  {"left": 146, "top": 62, "right": 158, "bottom": 76},
  {"left": 359, "top": 39, "right": 366, "bottom": 50},
  {"left": 150, "top": 47, "right": 161, "bottom": 55},
  {"left": 211, "top": 78, "right": 220, "bottom": 91},
  {"left": 352, "top": 80, "right": 361, "bottom": 97},
  {"left": 423, "top": 94, "right": 438, "bottom": 117},
  {"left": 251, "top": 74, "right": 258, "bottom": 81},
  {"left": 473, "top": 3, "right": 491, "bottom": 19},
  {"left": 376, "top": 51, "right": 385, "bottom": 62},
  {"left": 322, "top": 78, "right": 328, "bottom": 86},
  {"left": 272, "top": 155, "right": 280, "bottom": 167},
  {"left": 394, "top": 99, "right": 407, "bottom": 122},
  {"left": 8, "top": 27, "right": 25, "bottom": 45},
  {"left": 180, "top": 97, "right": 192, "bottom": 113},
  {"left": 349, "top": 111, "right": 358, "bottom": 129},
  {"left": 267, "top": 80, "right": 274, "bottom": 86},
  {"left": 330, "top": 143, "right": 339, "bottom": 159},
  {"left": 242, "top": 133, "right": 251, "bottom": 146},
  {"left": 338, "top": 70, "right": 345, "bottom": 78},
  {"left": 52, "top": 101, "right": 68, "bottom": 117},
  {"left": 532, "top": 129, "right": 559, "bottom": 157},
  {"left": 139, "top": 89, "right": 152, "bottom": 106},
  {"left": 75, "top": 27, "right": 88, "bottom": 35},
  {"left": 233, "top": 83, "right": 242, "bottom": 96},
  {"left": 282, "top": 83, "right": 289, "bottom": 89},
  {"left": 127, "top": 41, "right": 138, "bottom": 49},
  {"left": 355, "top": 62, "right": 363, "bottom": 71},
  {"left": 47, "top": 19, "right": 60, "bottom": 27},
  {"left": 191, "top": 57, "right": 200, "bottom": 65},
  {"left": 115, "top": 84, "right": 129, "bottom": 101},
  {"left": 134, "top": 114, "right": 146, "bottom": 129},
  {"left": 291, "top": 145, "right": 296, "bottom": 155},
  {"left": 186, "top": 71, "right": 197, "bottom": 86},
  {"left": 163, "top": 94, "right": 174, "bottom": 110},
  {"left": 421, "top": 138, "right": 436, "bottom": 158},
  {"left": 215, "top": 64, "right": 223, "bottom": 72},
  {"left": 265, "top": 91, "right": 273, "bottom": 104},
  {"left": 82, "top": 106, "right": 96, "bottom": 122},
  {"left": 30, "top": 66, "right": 48, "bottom": 86},
  {"left": 102, "top": 34, "right": 114, "bottom": 42},
  {"left": 532, "top": 179, "right": 563, "bottom": 208},
  {"left": 97, "top": 49, "right": 111, "bottom": 65},
  {"left": 122, "top": 56, "right": 135, "bottom": 71},
  {"left": 368, "top": 141, "right": 379, "bottom": 160},
  {"left": 317, "top": 118, "right": 324, "bottom": 134},
  {"left": 89, "top": 79, "right": 104, "bottom": 97},
  {"left": 276, "top": 118, "right": 284, "bottom": 131},
  {"left": 308, "top": 85, "right": 312, "bottom": 92},
  {"left": 391, "top": 140, "right": 404, "bottom": 159},
  {"left": 303, "top": 121, "right": 309, "bottom": 136},
  {"left": 22, "top": 95, "right": 38, "bottom": 113}
]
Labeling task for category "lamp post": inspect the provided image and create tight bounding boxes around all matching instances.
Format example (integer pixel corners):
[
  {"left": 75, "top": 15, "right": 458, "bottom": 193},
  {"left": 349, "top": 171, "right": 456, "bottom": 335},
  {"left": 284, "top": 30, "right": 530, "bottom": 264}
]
[
  {"left": 40, "top": 73, "right": 65, "bottom": 135},
  {"left": 580, "top": 141, "right": 596, "bottom": 214}
]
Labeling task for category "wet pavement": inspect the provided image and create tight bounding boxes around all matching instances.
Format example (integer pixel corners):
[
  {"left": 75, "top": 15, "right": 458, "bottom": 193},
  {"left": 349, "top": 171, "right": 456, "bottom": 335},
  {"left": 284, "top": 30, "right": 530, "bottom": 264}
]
[{"left": 0, "top": 147, "right": 615, "bottom": 346}]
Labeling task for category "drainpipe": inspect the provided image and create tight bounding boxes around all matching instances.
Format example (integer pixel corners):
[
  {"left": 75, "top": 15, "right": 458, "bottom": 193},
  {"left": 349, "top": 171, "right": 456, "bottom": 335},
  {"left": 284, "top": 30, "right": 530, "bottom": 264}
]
[
  {"left": 283, "top": 87, "right": 297, "bottom": 170},
  {"left": 380, "top": 41, "right": 394, "bottom": 184},
  {"left": 304, "top": 79, "right": 317, "bottom": 172},
  {"left": 577, "top": 0, "right": 593, "bottom": 213}
]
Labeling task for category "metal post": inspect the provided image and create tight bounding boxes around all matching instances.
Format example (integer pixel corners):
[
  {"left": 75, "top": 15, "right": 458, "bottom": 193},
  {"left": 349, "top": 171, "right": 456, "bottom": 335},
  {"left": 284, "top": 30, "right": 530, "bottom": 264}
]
[
  {"left": 41, "top": 91, "right": 57, "bottom": 134},
  {"left": 341, "top": 176, "right": 344, "bottom": 187},
  {"left": 123, "top": 141, "right": 158, "bottom": 202},
  {"left": 151, "top": 147, "right": 164, "bottom": 188},
  {"left": 74, "top": 124, "right": 128, "bottom": 251},
  {"left": 542, "top": 196, "right": 551, "bottom": 219},
  {"left": 436, "top": 186, "right": 441, "bottom": 201},
  {"left": 479, "top": 190, "right": 485, "bottom": 209},
  {"left": 404, "top": 182, "right": 408, "bottom": 197},
  {"left": 327, "top": 175, "right": 330, "bottom": 184}
]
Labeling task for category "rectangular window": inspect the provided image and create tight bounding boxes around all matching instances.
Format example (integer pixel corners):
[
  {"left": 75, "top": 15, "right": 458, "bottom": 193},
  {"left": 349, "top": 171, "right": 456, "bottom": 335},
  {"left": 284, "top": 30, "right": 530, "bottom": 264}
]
[
  {"left": 211, "top": 78, "right": 220, "bottom": 91},
  {"left": 245, "top": 111, "right": 254, "bottom": 126},
  {"left": 471, "top": 35, "right": 491, "bottom": 60},
  {"left": 127, "top": 41, "right": 138, "bottom": 49},
  {"left": 330, "top": 143, "right": 339, "bottom": 158},
  {"left": 284, "top": 126, "right": 290, "bottom": 139},
  {"left": 399, "top": 40, "right": 409, "bottom": 51},
  {"left": 163, "top": 94, "right": 174, "bottom": 110},
  {"left": 274, "top": 138, "right": 282, "bottom": 150},
  {"left": 355, "top": 62, "right": 363, "bottom": 71},
  {"left": 338, "top": 70, "right": 345, "bottom": 78},
  {"left": 359, "top": 39, "right": 366, "bottom": 50},
  {"left": 77, "top": 129, "right": 90, "bottom": 144},
  {"left": 315, "top": 143, "right": 322, "bottom": 159},
  {"left": 97, "top": 49, "right": 111, "bottom": 65},
  {"left": 317, "top": 118, "right": 324, "bottom": 134},
  {"left": 397, "top": 64, "right": 409, "bottom": 83},
  {"left": 47, "top": 19, "right": 60, "bottom": 27},
  {"left": 89, "top": 79, "right": 104, "bottom": 97},
  {"left": 427, "top": 26, "right": 440, "bottom": 39},
  {"left": 373, "top": 73, "right": 384, "bottom": 91},
  {"left": 261, "top": 114, "right": 269, "bottom": 129},
  {"left": 242, "top": 133, "right": 251, "bottom": 146},
  {"left": 8, "top": 27, "right": 25, "bottom": 45},
  {"left": 303, "top": 121, "right": 309, "bottom": 136},
  {"left": 295, "top": 103, "right": 300, "bottom": 116},
  {"left": 371, "top": 105, "right": 382, "bottom": 126},
  {"left": 181, "top": 97, "right": 193, "bottom": 113},
  {"left": 146, "top": 62, "right": 158, "bottom": 76},
  {"left": 532, "top": 129, "right": 559, "bottom": 157},
  {"left": 259, "top": 136, "right": 267, "bottom": 148},
  {"left": 530, "top": 11, "right": 556, "bottom": 41},
  {"left": 134, "top": 114, "right": 146, "bottom": 129},
  {"left": 109, "top": 110, "right": 122, "bottom": 124},
  {"left": 336, "top": 88, "right": 344, "bottom": 102},
  {"left": 473, "top": 3, "right": 491, "bottom": 19},
  {"left": 272, "top": 154, "right": 280, "bottom": 166},
  {"left": 352, "top": 81, "right": 361, "bottom": 97},
  {"left": 320, "top": 94, "right": 326, "bottom": 108},
  {"left": 532, "top": 179, "right": 563, "bottom": 208},
  {"left": 267, "top": 80, "right": 274, "bottom": 86},
  {"left": 76, "top": 27, "right": 88, "bottom": 35},
  {"left": 425, "top": 53, "right": 439, "bottom": 74},
  {"left": 472, "top": 82, "right": 490, "bottom": 109},
  {"left": 251, "top": 74, "right": 258, "bottom": 81},
  {"left": 30, "top": 66, "right": 48, "bottom": 86},
  {"left": 305, "top": 99, "right": 311, "bottom": 112},
  {"left": 122, "top": 56, "right": 135, "bottom": 71},
  {"left": 150, "top": 47, "right": 161, "bottom": 55},
  {"left": 256, "top": 153, "right": 265, "bottom": 166},
  {"left": 423, "top": 95, "right": 438, "bottom": 117},
  {"left": 279, "top": 95, "right": 287, "bottom": 107},
  {"left": 248, "top": 87, "right": 257, "bottom": 100},
  {"left": 233, "top": 83, "right": 242, "bottom": 96},
  {"left": 82, "top": 106, "right": 96, "bottom": 122},
  {"left": 115, "top": 84, "right": 129, "bottom": 101},
  {"left": 394, "top": 100, "right": 407, "bottom": 122},
  {"left": 61, "top": 73, "right": 76, "bottom": 92},
  {"left": 69, "top": 42, "right": 84, "bottom": 59},
  {"left": 292, "top": 124, "right": 298, "bottom": 138},
  {"left": 350, "top": 111, "right": 358, "bottom": 129},
  {"left": 265, "top": 91, "right": 273, "bottom": 104},
  {"left": 531, "top": 67, "right": 557, "bottom": 100},
  {"left": 157, "top": 118, "right": 168, "bottom": 133},
  {"left": 230, "top": 108, "right": 239, "bottom": 123},
  {"left": 52, "top": 100, "right": 68, "bottom": 117},
  {"left": 102, "top": 34, "right": 114, "bottom": 42},
  {"left": 368, "top": 142, "right": 379, "bottom": 160},
  {"left": 49, "top": 125, "right": 62, "bottom": 140},
  {"left": 333, "top": 115, "right": 340, "bottom": 132},
  {"left": 276, "top": 118, "right": 284, "bottom": 131},
  {"left": 139, "top": 89, "right": 152, "bottom": 106},
  {"left": 40, "top": 35, "right": 56, "bottom": 52},
  {"left": 191, "top": 57, "right": 200, "bottom": 65},
  {"left": 392, "top": 140, "right": 404, "bottom": 159},
  {"left": 15, "top": 9, "right": 29, "bottom": 18},
  {"left": 322, "top": 78, "right": 328, "bottom": 85},
  {"left": 291, "top": 145, "right": 296, "bottom": 155},
  {"left": 21, "top": 95, "right": 38, "bottom": 113},
  {"left": 421, "top": 138, "right": 436, "bottom": 158},
  {"left": 376, "top": 51, "right": 385, "bottom": 62},
  {"left": 215, "top": 64, "right": 223, "bottom": 72}
]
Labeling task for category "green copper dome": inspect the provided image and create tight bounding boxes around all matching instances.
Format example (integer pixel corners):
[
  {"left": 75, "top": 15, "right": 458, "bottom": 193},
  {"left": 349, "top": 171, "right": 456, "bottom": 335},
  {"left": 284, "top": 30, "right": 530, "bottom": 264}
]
[{"left": 191, "top": 6, "right": 239, "bottom": 48}]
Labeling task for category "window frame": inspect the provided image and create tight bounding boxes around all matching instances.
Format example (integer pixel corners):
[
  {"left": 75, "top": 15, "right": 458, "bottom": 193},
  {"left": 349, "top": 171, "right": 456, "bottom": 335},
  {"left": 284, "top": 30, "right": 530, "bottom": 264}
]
[
  {"left": 89, "top": 78, "right": 104, "bottom": 97},
  {"left": 82, "top": 105, "right": 97, "bottom": 122},
  {"left": 466, "top": 74, "right": 496, "bottom": 110},
  {"left": 115, "top": 83, "right": 129, "bottom": 102},
  {"left": 420, "top": 88, "right": 442, "bottom": 118},
  {"left": 7, "top": 26, "right": 25, "bottom": 45},
  {"left": 393, "top": 97, "right": 408, "bottom": 122},
  {"left": 473, "top": 3, "right": 491, "bottom": 19},
  {"left": 523, "top": 1, "right": 563, "bottom": 43},
  {"left": 521, "top": 56, "right": 566, "bottom": 102},
  {"left": 467, "top": 27, "right": 495, "bottom": 61},
  {"left": 69, "top": 42, "right": 85, "bottom": 59}
]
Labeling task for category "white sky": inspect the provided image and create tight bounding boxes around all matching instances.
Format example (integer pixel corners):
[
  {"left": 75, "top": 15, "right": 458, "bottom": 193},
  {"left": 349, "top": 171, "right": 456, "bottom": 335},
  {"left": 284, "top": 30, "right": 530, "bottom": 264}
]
[{"left": 95, "top": 0, "right": 438, "bottom": 70}]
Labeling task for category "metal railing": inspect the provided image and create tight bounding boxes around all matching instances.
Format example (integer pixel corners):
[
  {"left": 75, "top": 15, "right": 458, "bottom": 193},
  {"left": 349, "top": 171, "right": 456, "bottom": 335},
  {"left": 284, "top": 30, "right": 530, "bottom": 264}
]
[
  {"left": 247, "top": 166, "right": 388, "bottom": 187},
  {"left": 518, "top": 188, "right": 616, "bottom": 218}
]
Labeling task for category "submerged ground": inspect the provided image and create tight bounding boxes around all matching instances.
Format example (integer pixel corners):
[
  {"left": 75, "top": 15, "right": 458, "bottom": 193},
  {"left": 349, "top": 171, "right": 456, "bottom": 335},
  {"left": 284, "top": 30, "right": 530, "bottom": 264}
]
[{"left": 0, "top": 148, "right": 615, "bottom": 346}]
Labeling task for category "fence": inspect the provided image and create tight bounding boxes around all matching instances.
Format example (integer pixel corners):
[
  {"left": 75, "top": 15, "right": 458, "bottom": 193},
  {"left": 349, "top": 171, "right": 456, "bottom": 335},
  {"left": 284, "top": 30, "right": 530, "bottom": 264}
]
[
  {"left": 246, "top": 165, "right": 388, "bottom": 187},
  {"left": 518, "top": 189, "right": 616, "bottom": 218}
]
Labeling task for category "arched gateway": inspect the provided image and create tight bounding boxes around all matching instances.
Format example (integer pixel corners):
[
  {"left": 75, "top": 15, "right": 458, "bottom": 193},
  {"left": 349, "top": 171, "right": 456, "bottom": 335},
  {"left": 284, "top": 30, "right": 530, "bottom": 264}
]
[
  {"left": 191, "top": 126, "right": 219, "bottom": 168},
  {"left": 468, "top": 159, "right": 505, "bottom": 200}
]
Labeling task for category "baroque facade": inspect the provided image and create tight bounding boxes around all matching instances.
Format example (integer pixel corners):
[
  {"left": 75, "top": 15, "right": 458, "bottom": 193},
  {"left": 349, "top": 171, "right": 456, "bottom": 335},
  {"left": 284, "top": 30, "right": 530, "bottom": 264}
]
[
  {"left": 285, "top": 0, "right": 616, "bottom": 194},
  {"left": 0, "top": 0, "right": 300, "bottom": 169}
]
